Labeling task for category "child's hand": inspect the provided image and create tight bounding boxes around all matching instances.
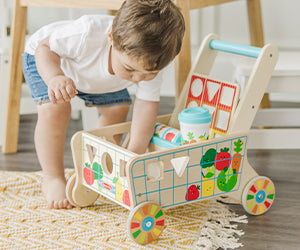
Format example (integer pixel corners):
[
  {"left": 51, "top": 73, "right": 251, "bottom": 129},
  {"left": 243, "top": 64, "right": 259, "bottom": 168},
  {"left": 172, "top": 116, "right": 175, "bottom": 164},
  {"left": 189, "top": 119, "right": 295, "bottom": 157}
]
[{"left": 47, "top": 75, "right": 78, "bottom": 104}]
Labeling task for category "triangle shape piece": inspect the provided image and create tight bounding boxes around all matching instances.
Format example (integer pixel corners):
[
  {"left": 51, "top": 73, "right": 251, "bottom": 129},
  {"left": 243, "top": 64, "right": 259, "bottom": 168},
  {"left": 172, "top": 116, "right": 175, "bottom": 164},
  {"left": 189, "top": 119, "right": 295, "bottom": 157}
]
[
  {"left": 171, "top": 156, "right": 190, "bottom": 178},
  {"left": 86, "top": 144, "right": 97, "bottom": 164},
  {"left": 206, "top": 81, "right": 220, "bottom": 102}
]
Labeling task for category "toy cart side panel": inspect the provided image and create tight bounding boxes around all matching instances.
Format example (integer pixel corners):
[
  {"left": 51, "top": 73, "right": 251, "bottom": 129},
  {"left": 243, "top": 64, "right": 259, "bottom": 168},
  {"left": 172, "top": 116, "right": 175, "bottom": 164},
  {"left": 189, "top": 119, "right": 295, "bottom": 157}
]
[
  {"left": 71, "top": 131, "right": 89, "bottom": 205},
  {"left": 127, "top": 132, "right": 250, "bottom": 210},
  {"left": 81, "top": 132, "right": 137, "bottom": 210},
  {"left": 226, "top": 159, "right": 258, "bottom": 204}
]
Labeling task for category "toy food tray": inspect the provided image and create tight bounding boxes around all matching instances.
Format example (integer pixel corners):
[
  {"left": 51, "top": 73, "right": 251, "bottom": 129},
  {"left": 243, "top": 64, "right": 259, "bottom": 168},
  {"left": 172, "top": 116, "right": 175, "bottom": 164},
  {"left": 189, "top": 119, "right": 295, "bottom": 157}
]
[{"left": 81, "top": 131, "right": 247, "bottom": 210}]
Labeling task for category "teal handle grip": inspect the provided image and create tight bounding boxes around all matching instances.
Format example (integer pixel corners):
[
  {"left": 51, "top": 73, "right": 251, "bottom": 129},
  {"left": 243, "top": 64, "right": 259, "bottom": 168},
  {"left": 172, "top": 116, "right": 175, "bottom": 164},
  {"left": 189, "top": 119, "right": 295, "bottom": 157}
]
[{"left": 210, "top": 39, "right": 261, "bottom": 58}]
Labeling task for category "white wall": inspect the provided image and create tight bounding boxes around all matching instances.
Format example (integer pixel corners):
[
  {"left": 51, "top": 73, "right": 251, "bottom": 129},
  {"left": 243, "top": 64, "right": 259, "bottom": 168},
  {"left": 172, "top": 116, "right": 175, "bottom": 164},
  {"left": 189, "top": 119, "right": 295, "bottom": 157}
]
[{"left": 195, "top": 0, "right": 300, "bottom": 50}]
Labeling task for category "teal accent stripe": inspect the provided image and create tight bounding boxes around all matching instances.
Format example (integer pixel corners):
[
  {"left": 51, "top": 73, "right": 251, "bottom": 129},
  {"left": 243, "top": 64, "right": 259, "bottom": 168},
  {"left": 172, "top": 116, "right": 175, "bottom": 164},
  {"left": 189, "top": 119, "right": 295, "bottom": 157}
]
[
  {"left": 150, "top": 136, "right": 181, "bottom": 148},
  {"left": 210, "top": 39, "right": 261, "bottom": 58}
]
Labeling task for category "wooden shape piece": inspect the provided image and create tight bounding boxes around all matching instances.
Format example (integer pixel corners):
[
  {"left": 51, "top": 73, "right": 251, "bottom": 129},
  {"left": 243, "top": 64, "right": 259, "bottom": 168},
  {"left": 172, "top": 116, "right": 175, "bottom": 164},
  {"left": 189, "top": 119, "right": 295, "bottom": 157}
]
[{"left": 171, "top": 156, "right": 190, "bottom": 178}]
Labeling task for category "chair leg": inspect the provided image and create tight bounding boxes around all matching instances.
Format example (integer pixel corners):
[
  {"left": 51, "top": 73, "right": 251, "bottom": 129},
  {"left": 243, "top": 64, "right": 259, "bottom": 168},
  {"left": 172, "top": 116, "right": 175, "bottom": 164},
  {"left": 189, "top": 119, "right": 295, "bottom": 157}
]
[
  {"left": 174, "top": 0, "right": 191, "bottom": 101},
  {"left": 247, "top": 0, "right": 264, "bottom": 47},
  {"left": 2, "top": 0, "right": 27, "bottom": 153},
  {"left": 108, "top": 9, "right": 117, "bottom": 16},
  {"left": 247, "top": 0, "right": 270, "bottom": 111}
]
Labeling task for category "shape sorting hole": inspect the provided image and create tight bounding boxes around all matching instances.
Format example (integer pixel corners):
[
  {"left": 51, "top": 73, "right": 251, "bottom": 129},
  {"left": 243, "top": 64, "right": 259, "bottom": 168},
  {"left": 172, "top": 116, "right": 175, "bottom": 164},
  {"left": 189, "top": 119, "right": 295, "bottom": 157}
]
[
  {"left": 119, "top": 159, "right": 127, "bottom": 177},
  {"left": 146, "top": 161, "right": 164, "bottom": 182},
  {"left": 187, "top": 100, "right": 198, "bottom": 108},
  {"left": 219, "top": 86, "right": 235, "bottom": 107},
  {"left": 215, "top": 109, "right": 230, "bottom": 131},
  {"left": 206, "top": 80, "right": 220, "bottom": 102},
  {"left": 191, "top": 78, "right": 204, "bottom": 97},
  {"left": 101, "top": 152, "right": 114, "bottom": 176},
  {"left": 86, "top": 144, "right": 97, "bottom": 163}
]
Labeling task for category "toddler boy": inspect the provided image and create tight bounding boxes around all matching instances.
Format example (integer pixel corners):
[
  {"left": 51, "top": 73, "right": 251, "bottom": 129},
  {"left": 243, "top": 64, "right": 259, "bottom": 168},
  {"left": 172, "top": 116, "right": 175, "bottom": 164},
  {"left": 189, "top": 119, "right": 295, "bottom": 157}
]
[{"left": 22, "top": 0, "right": 185, "bottom": 209}]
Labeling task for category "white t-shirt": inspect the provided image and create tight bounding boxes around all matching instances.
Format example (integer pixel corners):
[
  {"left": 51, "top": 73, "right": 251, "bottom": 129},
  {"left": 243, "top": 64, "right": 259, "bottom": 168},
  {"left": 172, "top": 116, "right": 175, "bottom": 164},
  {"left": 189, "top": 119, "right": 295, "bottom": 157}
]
[{"left": 24, "top": 15, "right": 163, "bottom": 101}]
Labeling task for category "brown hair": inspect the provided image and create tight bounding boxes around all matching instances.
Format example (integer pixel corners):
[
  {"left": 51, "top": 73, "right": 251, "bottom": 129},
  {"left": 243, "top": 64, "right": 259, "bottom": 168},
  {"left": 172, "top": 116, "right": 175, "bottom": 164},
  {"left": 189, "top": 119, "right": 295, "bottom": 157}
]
[{"left": 112, "top": 0, "right": 185, "bottom": 71}]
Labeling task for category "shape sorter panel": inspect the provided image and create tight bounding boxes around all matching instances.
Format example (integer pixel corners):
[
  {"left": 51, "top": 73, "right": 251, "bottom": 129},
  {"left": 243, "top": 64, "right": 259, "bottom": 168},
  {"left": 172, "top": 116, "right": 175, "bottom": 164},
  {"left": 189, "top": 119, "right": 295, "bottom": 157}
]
[
  {"left": 82, "top": 133, "right": 136, "bottom": 209},
  {"left": 185, "top": 74, "right": 240, "bottom": 138},
  {"left": 130, "top": 134, "right": 247, "bottom": 209}
]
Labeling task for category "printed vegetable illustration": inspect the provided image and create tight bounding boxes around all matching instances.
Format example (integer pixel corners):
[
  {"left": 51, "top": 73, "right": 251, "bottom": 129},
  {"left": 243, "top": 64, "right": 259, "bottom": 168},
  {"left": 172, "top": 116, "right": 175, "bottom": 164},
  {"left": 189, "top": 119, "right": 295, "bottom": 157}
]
[
  {"left": 185, "top": 184, "right": 200, "bottom": 200},
  {"left": 232, "top": 139, "right": 243, "bottom": 173},
  {"left": 159, "top": 125, "right": 167, "bottom": 131},
  {"left": 123, "top": 189, "right": 130, "bottom": 206},
  {"left": 187, "top": 132, "right": 197, "bottom": 143},
  {"left": 83, "top": 163, "right": 94, "bottom": 185},
  {"left": 92, "top": 162, "right": 103, "bottom": 180},
  {"left": 200, "top": 148, "right": 217, "bottom": 169},
  {"left": 202, "top": 165, "right": 215, "bottom": 179},
  {"left": 201, "top": 148, "right": 216, "bottom": 179},
  {"left": 102, "top": 182, "right": 113, "bottom": 191},
  {"left": 202, "top": 180, "right": 214, "bottom": 197},
  {"left": 215, "top": 147, "right": 231, "bottom": 171},
  {"left": 116, "top": 179, "right": 123, "bottom": 202},
  {"left": 217, "top": 167, "right": 237, "bottom": 192}
]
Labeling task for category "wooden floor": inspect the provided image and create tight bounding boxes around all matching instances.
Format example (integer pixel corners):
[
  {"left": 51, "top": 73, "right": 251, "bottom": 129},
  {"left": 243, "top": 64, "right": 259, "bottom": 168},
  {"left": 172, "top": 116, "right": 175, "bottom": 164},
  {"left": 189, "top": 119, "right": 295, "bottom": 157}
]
[{"left": 1, "top": 97, "right": 299, "bottom": 249}]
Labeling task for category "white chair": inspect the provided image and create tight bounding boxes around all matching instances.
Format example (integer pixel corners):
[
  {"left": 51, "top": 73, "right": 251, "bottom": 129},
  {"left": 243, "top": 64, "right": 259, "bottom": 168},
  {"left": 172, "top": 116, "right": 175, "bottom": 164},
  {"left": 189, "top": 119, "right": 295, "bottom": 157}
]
[{"left": 233, "top": 51, "right": 300, "bottom": 149}]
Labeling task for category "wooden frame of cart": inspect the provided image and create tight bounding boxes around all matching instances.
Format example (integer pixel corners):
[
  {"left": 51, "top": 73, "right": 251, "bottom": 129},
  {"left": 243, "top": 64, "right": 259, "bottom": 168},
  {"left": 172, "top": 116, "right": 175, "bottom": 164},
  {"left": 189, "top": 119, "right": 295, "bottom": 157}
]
[{"left": 66, "top": 34, "right": 278, "bottom": 245}]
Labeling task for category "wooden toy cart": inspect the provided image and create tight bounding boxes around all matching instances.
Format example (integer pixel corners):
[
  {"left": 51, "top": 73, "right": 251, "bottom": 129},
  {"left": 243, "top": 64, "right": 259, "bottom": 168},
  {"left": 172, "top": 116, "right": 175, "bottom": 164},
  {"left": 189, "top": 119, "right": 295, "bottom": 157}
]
[{"left": 66, "top": 34, "right": 278, "bottom": 245}]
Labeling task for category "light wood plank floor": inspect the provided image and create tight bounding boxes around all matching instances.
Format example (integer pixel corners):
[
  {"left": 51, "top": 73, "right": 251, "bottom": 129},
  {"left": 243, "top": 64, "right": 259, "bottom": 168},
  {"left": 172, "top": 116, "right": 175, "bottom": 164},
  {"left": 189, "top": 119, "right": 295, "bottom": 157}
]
[{"left": 1, "top": 97, "right": 299, "bottom": 249}]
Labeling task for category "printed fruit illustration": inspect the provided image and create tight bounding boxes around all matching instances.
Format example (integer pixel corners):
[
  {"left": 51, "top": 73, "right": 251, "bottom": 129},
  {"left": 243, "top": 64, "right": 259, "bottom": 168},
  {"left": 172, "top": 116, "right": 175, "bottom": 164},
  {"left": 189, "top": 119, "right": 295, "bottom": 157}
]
[
  {"left": 217, "top": 168, "right": 237, "bottom": 192},
  {"left": 202, "top": 180, "right": 214, "bottom": 197},
  {"left": 185, "top": 184, "right": 200, "bottom": 200},
  {"left": 181, "top": 136, "right": 189, "bottom": 145},
  {"left": 232, "top": 139, "right": 243, "bottom": 173},
  {"left": 199, "top": 135, "right": 206, "bottom": 141},
  {"left": 116, "top": 179, "right": 123, "bottom": 202},
  {"left": 123, "top": 189, "right": 130, "bottom": 206},
  {"left": 92, "top": 162, "right": 103, "bottom": 180},
  {"left": 215, "top": 147, "right": 231, "bottom": 171},
  {"left": 187, "top": 132, "right": 197, "bottom": 143},
  {"left": 200, "top": 148, "right": 217, "bottom": 169},
  {"left": 83, "top": 163, "right": 94, "bottom": 185},
  {"left": 165, "top": 132, "right": 176, "bottom": 142}
]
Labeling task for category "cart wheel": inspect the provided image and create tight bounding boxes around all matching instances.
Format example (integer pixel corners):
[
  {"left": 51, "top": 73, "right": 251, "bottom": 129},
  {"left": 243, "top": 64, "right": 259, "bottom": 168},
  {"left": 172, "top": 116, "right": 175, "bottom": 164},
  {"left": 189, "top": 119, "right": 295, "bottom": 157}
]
[
  {"left": 242, "top": 176, "right": 275, "bottom": 215},
  {"left": 128, "top": 202, "right": 165, "bottom": 245},
  {"left": 65, "top": 173, "right": 78, "bottom": 207}
]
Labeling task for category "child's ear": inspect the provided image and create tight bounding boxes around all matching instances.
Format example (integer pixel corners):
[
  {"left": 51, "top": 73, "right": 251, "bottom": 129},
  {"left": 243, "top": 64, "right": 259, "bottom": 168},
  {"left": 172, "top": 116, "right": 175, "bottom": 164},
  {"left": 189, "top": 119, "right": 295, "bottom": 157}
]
[{"left": 107, "top": 29, "right": 113, "bottom": 44}]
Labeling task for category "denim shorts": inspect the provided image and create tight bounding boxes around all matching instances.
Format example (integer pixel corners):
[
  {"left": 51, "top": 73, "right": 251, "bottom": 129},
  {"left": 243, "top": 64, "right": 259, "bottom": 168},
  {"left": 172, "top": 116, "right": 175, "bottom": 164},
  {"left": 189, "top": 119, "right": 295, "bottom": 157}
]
[{"left": 22, "top": 53, "right": 132, "bottom": 107}]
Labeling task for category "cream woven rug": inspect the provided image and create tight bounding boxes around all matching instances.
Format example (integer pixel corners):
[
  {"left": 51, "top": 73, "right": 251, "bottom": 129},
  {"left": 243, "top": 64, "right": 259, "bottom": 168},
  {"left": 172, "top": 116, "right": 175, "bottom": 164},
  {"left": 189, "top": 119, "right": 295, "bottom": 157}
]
[{"left": 0, "top": 169, "right": 247, "bottom": 249}]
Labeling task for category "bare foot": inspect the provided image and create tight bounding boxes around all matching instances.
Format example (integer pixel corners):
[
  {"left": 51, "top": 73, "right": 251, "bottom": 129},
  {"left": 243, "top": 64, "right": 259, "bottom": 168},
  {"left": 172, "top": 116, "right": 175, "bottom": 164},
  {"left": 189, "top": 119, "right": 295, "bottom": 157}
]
[{"left": 42, "top": 175, "right": 73, "bottom": 209}]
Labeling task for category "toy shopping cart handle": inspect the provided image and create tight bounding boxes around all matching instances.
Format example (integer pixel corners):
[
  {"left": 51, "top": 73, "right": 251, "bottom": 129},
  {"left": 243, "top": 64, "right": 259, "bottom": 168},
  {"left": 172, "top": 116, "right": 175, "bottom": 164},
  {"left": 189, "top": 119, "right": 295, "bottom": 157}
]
[{"left": 210, "top": 39, "right": 261, "bottom": 58}]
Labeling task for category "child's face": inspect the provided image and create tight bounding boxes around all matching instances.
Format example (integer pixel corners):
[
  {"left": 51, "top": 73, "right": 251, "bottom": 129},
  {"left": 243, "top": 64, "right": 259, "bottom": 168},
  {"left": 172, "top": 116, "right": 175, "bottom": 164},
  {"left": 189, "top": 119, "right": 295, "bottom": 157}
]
[{"left": 109, "top": 45, "right": 159, "bottom": 84}]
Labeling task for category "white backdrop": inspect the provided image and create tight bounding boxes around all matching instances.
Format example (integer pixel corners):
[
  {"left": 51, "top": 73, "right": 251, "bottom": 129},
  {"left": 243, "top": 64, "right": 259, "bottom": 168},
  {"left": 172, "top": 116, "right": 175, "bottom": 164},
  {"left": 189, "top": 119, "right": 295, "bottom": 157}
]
[{"left": 1, "top": 0, "right": 300, "bottom": 145}]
